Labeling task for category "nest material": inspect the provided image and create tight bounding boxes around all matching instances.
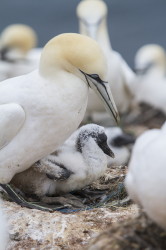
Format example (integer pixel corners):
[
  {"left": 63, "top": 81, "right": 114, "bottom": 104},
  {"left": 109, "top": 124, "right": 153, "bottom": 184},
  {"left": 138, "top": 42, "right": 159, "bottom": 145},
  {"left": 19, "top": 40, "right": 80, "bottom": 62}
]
[
  {"left": 87, "top": 212, "right": 166, "bottom": 250},
  {"left": 2, "top": 166, "right": 129, "bottom": 213}
]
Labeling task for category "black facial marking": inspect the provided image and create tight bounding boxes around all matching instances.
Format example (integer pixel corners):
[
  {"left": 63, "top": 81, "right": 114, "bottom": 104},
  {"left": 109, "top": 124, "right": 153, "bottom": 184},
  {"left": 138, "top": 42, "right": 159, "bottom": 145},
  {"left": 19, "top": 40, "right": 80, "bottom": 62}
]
[
  {"left": 0, "top": 47, "right": 9, "bottom": 61},
  {"left": 135, "top": 62, "right": 155, "bottom": 75},
  {"left": 96, "top": 133, "right": 115, "bottom": 158},
  {"left": 111, "top": 134, "right": 135, "bottom": 148},
  {"left": 80, "top": 17, "right": 105, "bottom": 27}
]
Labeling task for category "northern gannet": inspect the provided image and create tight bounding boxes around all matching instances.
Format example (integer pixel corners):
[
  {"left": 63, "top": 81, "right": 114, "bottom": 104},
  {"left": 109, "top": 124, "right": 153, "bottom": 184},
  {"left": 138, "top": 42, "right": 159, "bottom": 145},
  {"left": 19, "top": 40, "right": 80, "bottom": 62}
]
[
  {"left": 0, "top": 24, "right": 40, "bottom": 79},
  {"left": 77, "top": 0, "right": 135, "bottom": 119},
  {"left": 125, "top": 122, "right": 166, "bottom": 229},
  {"left": 0, "top": 200, "right": 8, "bottom": 250},
  {"left": 0, "top": 33, "right": 119, "bottom": 210},
  {"left": 132, "top": 44, "right": 166, "bottom": 114},
  {"left": 135, "top": 44, "right": 166, "bottom": 76},
  {"left": 105, "top": 127, "right": 135, "bottom": 166},
  {"left": 11, "top": 124, "right": 114, "bottom": 205}
]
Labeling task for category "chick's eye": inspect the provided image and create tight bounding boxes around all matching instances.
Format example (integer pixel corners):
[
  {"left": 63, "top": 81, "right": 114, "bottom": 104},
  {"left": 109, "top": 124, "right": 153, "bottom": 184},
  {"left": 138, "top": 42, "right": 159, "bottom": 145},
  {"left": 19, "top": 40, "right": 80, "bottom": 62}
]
[{"left": 97, "top": 133, "right": 107, "bottom": 144}]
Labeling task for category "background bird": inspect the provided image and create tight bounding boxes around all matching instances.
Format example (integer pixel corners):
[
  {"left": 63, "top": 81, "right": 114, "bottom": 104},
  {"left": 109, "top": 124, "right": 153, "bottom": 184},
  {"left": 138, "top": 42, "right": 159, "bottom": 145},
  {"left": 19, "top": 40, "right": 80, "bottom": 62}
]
[
  {"left": 105, "top": 127, "right": 135, "bottom": 166},
  {"left": 132, "top": 44, "right": 166, "bottom": 115},
  {"left": 77, "top": 0, "right": 135, "bottom": 123},
  {"left": 125, "top": 122, "right": 166, "bottom": 229},
  {"left": 0, "top": 24, "right": 40, "bottom": 79}
]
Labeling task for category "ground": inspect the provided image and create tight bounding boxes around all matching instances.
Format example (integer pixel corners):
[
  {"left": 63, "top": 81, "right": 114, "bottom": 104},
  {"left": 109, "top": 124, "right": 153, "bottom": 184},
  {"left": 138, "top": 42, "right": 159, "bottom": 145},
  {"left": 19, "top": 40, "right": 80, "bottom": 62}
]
[{"left": 4, "top": 201, "right": 138, "bottom": 249}]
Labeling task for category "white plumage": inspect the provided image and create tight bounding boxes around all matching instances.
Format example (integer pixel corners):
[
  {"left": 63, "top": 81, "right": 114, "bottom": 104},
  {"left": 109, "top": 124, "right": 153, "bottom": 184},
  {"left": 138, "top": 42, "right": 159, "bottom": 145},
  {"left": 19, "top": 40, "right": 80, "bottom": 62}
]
[
  {"left": 125, "top": 122, "right": 166, "bottom": 229},
  {"left": 0, "top": 24, "right": 40, "bottom": 80},
  {"left": 12, "top": 124, "right": 114, "bottom": 197},
  {"left": 132, "top": 44, "right": 166, "bottom": 114},
  {"left": 77, "top": 0, "right": 135, "bottom": 119},
  {"left": 0, "top": 33, "right": 118, "bottom": 187}
]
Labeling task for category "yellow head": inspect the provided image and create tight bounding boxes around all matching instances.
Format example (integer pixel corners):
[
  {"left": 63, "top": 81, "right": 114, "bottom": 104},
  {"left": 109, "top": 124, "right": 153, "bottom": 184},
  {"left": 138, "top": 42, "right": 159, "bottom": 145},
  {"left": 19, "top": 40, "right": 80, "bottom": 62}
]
[
  {"left": 39, "top": 33, "right": 107, "bottom": 79},
  {"left": 76, "top": 0, "right": 108, "bottom": 40},
  {"left": 77, "top": 0, "right": 107, "bottom": 23},
  {"left": 39, "top": 33, "right": 119, "bottom": 124},
  {"left": 135, "top": 44, "right": 166, "bottom": 74},
  {"left": 0, "top": 24, "right": 37, "bottom": 61}
]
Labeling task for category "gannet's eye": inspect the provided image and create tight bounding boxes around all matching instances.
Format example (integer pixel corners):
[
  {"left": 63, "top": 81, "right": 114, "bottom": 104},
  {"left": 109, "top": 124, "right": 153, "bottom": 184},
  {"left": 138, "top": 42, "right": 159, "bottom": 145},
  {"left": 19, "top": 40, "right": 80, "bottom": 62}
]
[{"left": 90, "top": 74, "right": 103, "bottom": 83}]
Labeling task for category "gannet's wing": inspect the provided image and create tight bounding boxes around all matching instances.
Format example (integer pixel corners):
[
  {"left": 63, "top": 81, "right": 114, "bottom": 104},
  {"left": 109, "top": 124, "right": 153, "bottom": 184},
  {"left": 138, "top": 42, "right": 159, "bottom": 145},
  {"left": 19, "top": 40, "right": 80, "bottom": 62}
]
[{"left": 0, "top": 103, "right": 25, "bottom": 150}]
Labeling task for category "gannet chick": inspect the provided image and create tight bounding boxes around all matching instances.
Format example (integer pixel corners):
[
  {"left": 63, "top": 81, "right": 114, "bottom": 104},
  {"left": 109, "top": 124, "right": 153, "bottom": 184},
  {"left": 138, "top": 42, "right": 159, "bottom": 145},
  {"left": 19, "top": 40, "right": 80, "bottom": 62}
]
[
  {"left": 105, "top": 127, "right": 135, "bottom": 166},
  {"left": 0, "top": 24, "right": 39, "bottom": 78},
  {"left": 125, "top": 122, "right": 166, "bottom": 229},
  {"left": 0, "top": 33, "right": 119, "bottom": 210},
  {"left": 11, "top": 124, "right": 114, "bottom": 201},
  {"left": 0, "top": 200, "right": 8, "bottom": 250},
  {"left": 133, "top": 44, "right": 166, "bottom": 113},
  {"left": 77, "top": 0, "right": 135, "bottom": 119}
]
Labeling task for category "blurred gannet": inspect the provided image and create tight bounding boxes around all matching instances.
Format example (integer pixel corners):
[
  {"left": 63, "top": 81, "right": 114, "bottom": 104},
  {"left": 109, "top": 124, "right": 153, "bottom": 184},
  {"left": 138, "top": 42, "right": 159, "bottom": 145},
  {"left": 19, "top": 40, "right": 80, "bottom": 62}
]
[
  {"left": 135, "top": 44, "right": 166, "bottom": 76},
  {"left": 11, "top": 124, "right": 114, "bottom": 203},
  {"left": 0, "top": 33, "right": 119, "bottom": 210},
  {"left": 0, "top": 24, "right": 40, "bottom": 79},
  {"left": 125, "top": 122, "right": 166, "bottom": 229},
  {"left": 105, "top": 127, "right": 135, "bottom": 166},
  {"left": 0, "top": 200, "right": 8, "bottom": 250},
  {"left": 77, "top": 0, "right": 135, "bottom": 119},
  {"left": 133, "top": 44, "right": 166, "bottom": 114}
]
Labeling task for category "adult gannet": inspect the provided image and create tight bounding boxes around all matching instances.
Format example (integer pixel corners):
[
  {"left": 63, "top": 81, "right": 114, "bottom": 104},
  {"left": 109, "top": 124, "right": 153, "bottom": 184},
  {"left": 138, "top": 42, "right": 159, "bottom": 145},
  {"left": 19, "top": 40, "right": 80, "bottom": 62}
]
[
  {"left": 125, "top": 122, "right": 166, "bottom": 229},
  {"left": 0, "top": 200, "right": 8, "bottom": 250},
  {"left": 105, "top": 127, "right": 135, "bottom": 166},
  {"left": 0, "top": 33, "right": 119, "bottom": 210},
  {"left": 135, "top": 44, "right": 166, "bottom": 76},
  {"left": 77, "top": 0, "right": 135, "bottom": 118},
  {"left": 132, "top": 44, "right": 166, "bottom": 114},
  {"left": 11, "top": 124, "right": 114, "bottom": 205},
  {"left": 0, "top": 24, "right": 40, "bottom": 79}
]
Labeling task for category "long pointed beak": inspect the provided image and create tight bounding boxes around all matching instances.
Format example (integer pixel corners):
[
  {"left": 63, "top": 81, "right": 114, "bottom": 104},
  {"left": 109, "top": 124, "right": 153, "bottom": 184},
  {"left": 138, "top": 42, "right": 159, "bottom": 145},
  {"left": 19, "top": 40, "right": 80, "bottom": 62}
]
[{"left": 85, "top": 73, "right": 120, "bottom": 124}]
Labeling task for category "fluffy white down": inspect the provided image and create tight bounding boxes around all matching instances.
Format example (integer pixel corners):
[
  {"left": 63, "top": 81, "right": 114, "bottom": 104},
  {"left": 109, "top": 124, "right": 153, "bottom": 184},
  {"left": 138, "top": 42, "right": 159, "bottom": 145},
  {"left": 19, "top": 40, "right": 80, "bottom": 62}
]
[
  {"left": 125, "top": 122, "right": 166, "bottom": 229},
  {"left": 12, "top": 124, "right": 108, "bottom": 197},
  {"left": 0, "top": 200, "right": 8, "bottom": 250}
]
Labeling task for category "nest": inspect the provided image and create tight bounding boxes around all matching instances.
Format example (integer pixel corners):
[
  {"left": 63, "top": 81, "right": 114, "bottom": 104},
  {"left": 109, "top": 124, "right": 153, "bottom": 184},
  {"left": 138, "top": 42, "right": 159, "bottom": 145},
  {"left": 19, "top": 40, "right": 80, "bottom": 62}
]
[
  {"left": 87, "top": 212, "right": 166, "bottom": 250},
  {"left": 2, "top": 166, "right": 129, "bottom": 213}
]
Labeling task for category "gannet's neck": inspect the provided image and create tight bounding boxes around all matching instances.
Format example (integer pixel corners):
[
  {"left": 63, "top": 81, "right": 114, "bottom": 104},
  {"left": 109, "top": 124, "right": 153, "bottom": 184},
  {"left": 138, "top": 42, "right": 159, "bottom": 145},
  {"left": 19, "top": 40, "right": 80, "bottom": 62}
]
[
  {"left": 96, "top": 20, "right": 112, "bottom": 53},
  {"left": 79, "top": 18, "right": 112, "bottom": 55}
]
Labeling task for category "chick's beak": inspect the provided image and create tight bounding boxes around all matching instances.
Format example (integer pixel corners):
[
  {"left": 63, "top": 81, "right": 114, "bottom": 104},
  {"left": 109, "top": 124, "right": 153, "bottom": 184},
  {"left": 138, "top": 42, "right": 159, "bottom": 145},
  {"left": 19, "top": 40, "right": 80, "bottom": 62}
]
[{"left": 100, "top": 141, "right": 115, "bottom": 158}]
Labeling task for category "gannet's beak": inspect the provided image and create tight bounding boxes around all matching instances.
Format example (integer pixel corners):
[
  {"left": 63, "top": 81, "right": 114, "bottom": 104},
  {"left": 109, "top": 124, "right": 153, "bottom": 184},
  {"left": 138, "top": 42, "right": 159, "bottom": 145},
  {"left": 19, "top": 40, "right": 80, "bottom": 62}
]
[
  {"left": 81, "top": 71, "right": 120, "bottom": 124},
  {"left": 111, "top": 133, "right": 136, "bottom": 147},
  {"left": 80, "top": 18, "right": 102, "bottom": 40},
  {"left": 100, "top": 141, "right": 115, "bottom": 158},
  {"left": 134, "top": 62, "right": 154, "bottom": 75}
]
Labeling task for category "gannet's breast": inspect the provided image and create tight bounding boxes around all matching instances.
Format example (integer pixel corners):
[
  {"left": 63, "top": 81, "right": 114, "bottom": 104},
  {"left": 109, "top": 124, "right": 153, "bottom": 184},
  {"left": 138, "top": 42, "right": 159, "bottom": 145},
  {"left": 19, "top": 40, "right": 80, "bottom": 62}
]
[{"left": 0, "top": 70, "right": 88, "bottom": 183}]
